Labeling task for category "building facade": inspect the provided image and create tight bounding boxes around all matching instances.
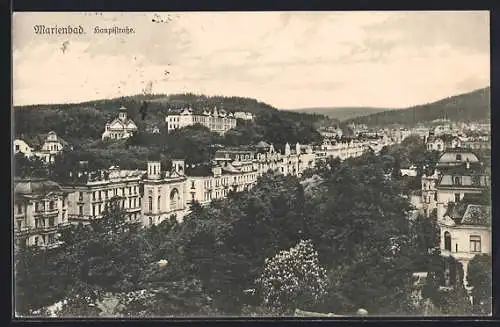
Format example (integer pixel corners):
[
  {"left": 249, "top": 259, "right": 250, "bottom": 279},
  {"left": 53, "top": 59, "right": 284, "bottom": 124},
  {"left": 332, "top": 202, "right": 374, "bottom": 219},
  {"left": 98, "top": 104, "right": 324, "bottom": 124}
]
[
  {"left": 62, "top": 167, "right": 144, "bottom": 224},
  {"left": 13, "top": 178, "right": 71, "bottom": 249},
  {"left": 141, "top": 161, "right": 188, "bottom": 226},
  {"left": 102, "top": 106, "right": 138, "bottom": 140},
  {"left": 165, "top": 106, "right": 237, "bottom": 135},
  {"left": 438, "top": 204, "right": 491, "bottom": 286}
]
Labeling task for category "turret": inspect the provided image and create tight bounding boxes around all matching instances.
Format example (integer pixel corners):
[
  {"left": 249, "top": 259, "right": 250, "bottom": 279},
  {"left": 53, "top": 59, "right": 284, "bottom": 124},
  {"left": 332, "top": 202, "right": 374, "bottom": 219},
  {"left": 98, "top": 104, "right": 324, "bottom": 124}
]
[
  {"left": 172, "top": 159, "right": 185, "bottom": 175},
  {"left": 285, "top": 143, "right": 291, "bottom": 156},
  {"left": 118, "top": 106, "right": 128, "bottom": 121},
  {"left": 147, "top": 161, "right": 161, "bottom": 180}
]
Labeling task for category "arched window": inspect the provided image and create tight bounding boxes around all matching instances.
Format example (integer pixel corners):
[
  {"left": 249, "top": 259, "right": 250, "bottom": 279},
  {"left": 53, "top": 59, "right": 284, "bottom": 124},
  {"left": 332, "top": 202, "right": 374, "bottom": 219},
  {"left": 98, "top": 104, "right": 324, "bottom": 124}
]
[
  {"left": 170, "top": 188, "right": 179, "bottom": 210},
  {"left": 444, "top": 231, "right": 452, "bottom": 251},
  {"left": 157, "top": 196, "right": 161, "bottom": 212},
  {"left": 148, "top": 196, "right": 153, "bottom": 211}
]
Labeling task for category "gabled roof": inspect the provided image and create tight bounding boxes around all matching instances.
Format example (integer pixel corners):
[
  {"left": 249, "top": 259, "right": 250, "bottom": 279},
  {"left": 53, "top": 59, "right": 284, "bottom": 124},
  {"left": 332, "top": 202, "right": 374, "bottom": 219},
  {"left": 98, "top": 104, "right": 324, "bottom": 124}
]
[
  {"left": 460, "top": 205, "right": 491, "bottom": 226},
  {"left": 256, "top": 141, "right": 271, "bottom": 148}
]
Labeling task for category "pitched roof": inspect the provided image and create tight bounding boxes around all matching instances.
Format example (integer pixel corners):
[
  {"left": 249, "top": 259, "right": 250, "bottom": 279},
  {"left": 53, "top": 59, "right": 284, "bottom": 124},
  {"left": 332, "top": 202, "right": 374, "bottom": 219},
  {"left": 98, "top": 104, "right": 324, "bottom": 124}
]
[
  {"left": 14, "top": 178, "right": 64, "bottom": 197},
  {"left": 460, "top": 205, "right": 491, "bottom": 226}
]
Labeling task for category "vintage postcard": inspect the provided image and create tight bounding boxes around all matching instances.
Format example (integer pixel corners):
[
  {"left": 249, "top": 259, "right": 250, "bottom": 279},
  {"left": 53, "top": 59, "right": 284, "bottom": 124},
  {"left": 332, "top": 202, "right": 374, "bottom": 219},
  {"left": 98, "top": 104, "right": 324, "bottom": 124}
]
[{"left": 12, "top": 11, "right": 491, "bottom": 318}]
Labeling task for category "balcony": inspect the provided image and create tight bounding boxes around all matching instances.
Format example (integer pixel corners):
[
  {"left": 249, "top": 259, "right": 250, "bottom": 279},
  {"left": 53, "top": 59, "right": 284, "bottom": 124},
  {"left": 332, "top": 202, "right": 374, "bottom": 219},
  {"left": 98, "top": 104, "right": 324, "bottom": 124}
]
[
  {"left": 40, "top": 225, "right": 58, "bottom": 233},
  {"left": 15, "top": 227, "right": 30, "bottom": 236},
  {"left": 58, "top": 221, "right": 71, "bottom": 228},
  {"left": 33, "top": 208, "right": 59, "bottom": 217}
]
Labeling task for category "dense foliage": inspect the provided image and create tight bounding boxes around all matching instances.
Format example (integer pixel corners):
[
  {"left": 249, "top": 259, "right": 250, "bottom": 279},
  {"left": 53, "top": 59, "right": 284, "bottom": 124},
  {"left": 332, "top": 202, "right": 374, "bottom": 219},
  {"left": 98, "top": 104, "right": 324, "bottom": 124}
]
[
  {"left": 467, "top": 254, "right": 492, "bottom": 314},
  {"left": 345, "top": 87, "right": 490, "bottom": 126},
  {"left": 15, "top": 150, "right": 472, "bottom": 317}
]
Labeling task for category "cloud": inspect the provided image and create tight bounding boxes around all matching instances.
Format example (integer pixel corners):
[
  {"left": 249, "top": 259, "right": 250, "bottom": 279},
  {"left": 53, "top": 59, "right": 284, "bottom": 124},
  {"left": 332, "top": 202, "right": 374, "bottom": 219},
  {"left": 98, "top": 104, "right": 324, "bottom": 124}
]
[{"left": 12, "top": 11, "right": 490, "bottom": 108}]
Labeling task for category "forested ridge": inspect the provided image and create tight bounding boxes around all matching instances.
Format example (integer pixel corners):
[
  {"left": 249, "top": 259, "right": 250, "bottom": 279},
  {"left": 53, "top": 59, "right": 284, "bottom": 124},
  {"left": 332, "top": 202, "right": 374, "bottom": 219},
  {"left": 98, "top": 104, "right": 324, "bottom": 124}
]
[{"left": 343, "top": 87, "right": 490, "bottom": 127}]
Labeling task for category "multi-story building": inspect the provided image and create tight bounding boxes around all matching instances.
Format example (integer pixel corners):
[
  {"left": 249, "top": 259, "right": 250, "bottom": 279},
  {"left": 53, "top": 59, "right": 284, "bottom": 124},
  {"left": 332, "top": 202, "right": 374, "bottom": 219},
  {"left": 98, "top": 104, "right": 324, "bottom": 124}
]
[
  {"left": 102, "top": 106, "right": 138, "bottom": 140},
  {"left": 15, "top": 131, "right": 72, "bottom": 163},
  {"left": 165, "top": 106, "right": 237, "bottom": 135},
  {"left": 435, "top": 164, "right": 489, "bottom": 220},
  {"left": 13, "top": 178, "right": 71, "bottom": 249},
  {"left": 141, "top": 160, "right": 188, "bottom": 226},
  {"left": 438, "top": 201, "right": 491, "bottom": 287},
  {"left": 281, "top": 142, "right": 316, "bottom": 176},
  {"left": 320, "top": 140, "right": 367, "bottom": 161},
  {"left": 62, "top": 167, "right": 144, "bottom": 224}
]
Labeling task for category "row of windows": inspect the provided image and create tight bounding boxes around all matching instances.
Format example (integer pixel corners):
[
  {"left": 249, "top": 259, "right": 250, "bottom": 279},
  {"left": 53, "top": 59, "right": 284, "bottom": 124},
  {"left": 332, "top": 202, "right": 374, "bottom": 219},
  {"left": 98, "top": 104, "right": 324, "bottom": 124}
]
[
  {"left": 444, "top": 232, "right": 482, "bottom": 253},
  {"left": 83, "top": 186, "right": 139, "bottom": 201}
]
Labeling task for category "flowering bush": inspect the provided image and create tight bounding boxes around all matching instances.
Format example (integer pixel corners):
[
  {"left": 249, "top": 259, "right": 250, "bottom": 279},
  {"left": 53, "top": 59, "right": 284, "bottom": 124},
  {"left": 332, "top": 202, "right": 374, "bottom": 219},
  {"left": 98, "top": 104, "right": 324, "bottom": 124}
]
[{"left": 255, "top": 239, "right": 328, "bottom": 313}]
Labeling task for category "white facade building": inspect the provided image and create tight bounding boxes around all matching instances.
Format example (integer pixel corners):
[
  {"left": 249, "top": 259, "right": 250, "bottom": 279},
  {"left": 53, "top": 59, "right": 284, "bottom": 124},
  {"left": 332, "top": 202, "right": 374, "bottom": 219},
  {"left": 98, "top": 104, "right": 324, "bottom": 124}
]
[
  {"left": 165, "top": 106, "right": 237, "bottom": 135},
  {"left": 102, "top": 106, "right": 138, "bottom": 140}
]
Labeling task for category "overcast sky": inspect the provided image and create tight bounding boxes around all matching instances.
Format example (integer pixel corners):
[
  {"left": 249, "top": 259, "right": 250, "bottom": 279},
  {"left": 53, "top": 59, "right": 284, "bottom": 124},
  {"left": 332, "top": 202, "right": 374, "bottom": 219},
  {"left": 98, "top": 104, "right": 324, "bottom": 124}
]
[{"left": 12, "top": 11, "right": 489, "bottom": 109}]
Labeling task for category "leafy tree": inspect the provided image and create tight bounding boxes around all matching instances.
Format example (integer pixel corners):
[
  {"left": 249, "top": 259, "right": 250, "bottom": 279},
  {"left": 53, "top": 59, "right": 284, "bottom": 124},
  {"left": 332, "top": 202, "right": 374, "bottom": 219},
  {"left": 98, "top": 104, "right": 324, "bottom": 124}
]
[
  {"left": 467, "top": 254, "right": 492, "bottom": 315},
  {"left": 255, "top": 240, "right": 328, "bottom": 314}
]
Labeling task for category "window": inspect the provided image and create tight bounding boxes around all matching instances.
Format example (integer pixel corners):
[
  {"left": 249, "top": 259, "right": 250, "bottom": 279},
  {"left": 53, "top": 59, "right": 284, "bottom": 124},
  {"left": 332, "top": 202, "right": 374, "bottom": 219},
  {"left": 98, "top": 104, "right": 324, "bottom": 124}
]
[
  {"left": 453, "top": 176, "right": 461, "bottom": 185},
  {"left": 17, "top": 204, "right": 22, "bottom": 214},
  {"left": 15, "top": 144, "right": 20, "bottom": 151},
  {"left": 17, "top": 220, "right": 22, "bottom": 230},
  {"left": 454, "top": 193, "right": 461, "bottom": 202},
  {"left": 149, "top": 217, "right": 153, "bottom": 226},
  {"left": 157, "top": 196, "right": 161, "bottom": 211},
  {"left": 191, "top": 181, "right": 195, "bottom": 189},
  {"left": 49, "top": 201, "right": 54, "bottom": 210},
  {"left": 49, "top": 217, "right": 55, "bottom": 227},
  {"left": 92, "top": 192, "right": 96, "bottom": 201},
  {"left": 456, "top": 154, "right": 462, "bottom": 161},
  {"left": 444, "top": 232, "right": 451, "bottom": 251},
  {"left": 470, "top": 235, "right": 481, "bottom": 253},
  {"left": 92, "top": 206, "right": 96, "bottom": 216},
  {"left": 434, "top": 193, "right": 437, "bottom": 201},
  {"left": 78, "top": 205, "right": 83, "bottom": 215},
  {"left": 148, "top": 196, "right": 153, "bottom": 211},
  {"left": 35, "top": 236, "right": 40, "bottom": 246},
  {"left": 170, "top": 189, "right": 179, "bottom": 210}
]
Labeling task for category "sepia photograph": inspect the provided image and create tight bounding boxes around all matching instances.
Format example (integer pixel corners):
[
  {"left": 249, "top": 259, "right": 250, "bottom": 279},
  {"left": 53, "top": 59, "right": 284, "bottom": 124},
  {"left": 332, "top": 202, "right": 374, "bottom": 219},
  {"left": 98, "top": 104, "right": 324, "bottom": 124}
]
[{"left": 12, "top": 11, "right": 491, "bottom": 318}]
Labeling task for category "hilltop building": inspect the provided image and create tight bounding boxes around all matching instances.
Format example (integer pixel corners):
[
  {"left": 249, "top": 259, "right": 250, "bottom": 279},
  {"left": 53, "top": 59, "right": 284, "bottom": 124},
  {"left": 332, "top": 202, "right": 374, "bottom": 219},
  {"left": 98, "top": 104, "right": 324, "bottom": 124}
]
[
  {"left": 102, "top": 106, "right": 138, "bottom": 140},
  {"left": 14, "top": 131, "right": 72, "bottom": 163},
  {"left": 233, "top": 111, "right": 255, "bottom": 121},
  {"left": 165, "top": 106, "right": 237, "bottom": 135}
]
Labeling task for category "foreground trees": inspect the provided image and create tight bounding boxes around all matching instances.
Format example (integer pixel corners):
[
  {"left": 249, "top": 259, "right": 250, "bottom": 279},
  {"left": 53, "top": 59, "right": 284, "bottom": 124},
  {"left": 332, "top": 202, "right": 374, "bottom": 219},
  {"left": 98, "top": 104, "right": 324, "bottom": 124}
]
[{"left": 15, "top": 153, "right": 480, "bottom": 316}]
